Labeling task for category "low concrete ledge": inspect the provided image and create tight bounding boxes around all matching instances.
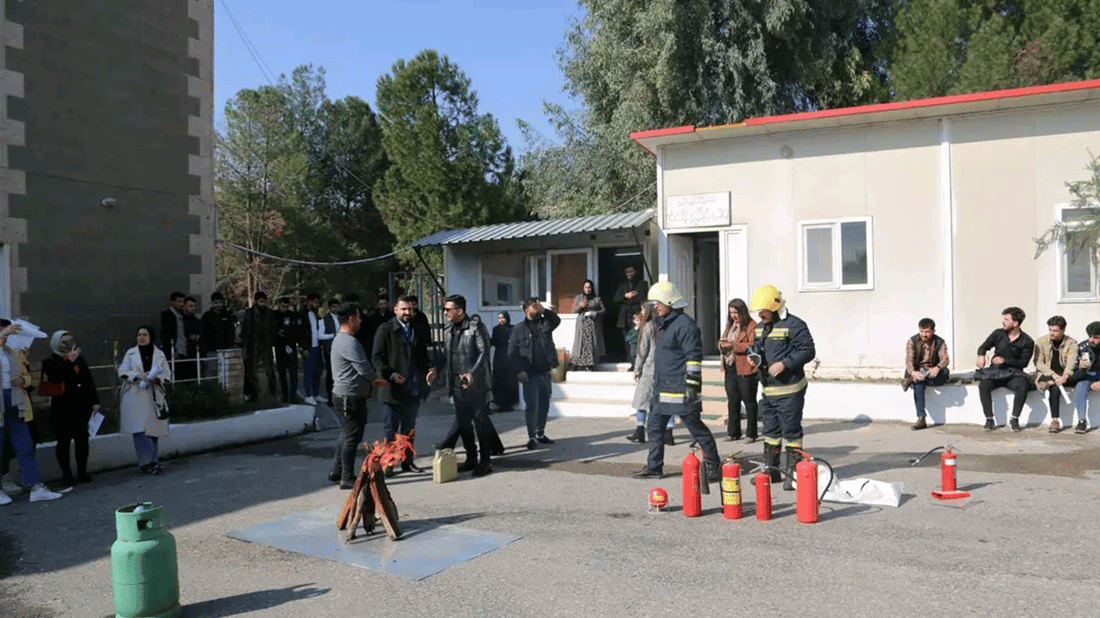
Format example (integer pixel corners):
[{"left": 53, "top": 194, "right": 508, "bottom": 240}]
[{"left": 24, "top": 405, "right": 315, "bottom": 483}]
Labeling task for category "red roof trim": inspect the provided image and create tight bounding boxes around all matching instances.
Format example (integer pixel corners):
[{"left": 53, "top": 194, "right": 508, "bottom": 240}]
[{"left": 630, "top": 78, "right": 1100, "bottom": 150}]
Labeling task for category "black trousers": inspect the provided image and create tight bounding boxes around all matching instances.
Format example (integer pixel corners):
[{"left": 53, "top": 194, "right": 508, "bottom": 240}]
[
  {"left": 439, "top": 409, "right": 504, "bottom": 456},
  {"left": 724, "top": 370, "right": 759, "bottom": 439},
  {"left": 332, "top": 395, "right": 369, "bottom": 483},
  {"left": 243, "top": 349, "right": 276, "bottom": 400},
  {"left": 275, "top": 347, "right": 299, "bottom": 403},
  {"left": 645, "top": 411, "right": 720, "bottom": 474},
  {"left": 320, "top": 342, "right": 334, "bottom": 401},
  {"left": 52, "top": 405, "right": 91, "bottom": 479},
  {"left": 439, "top": 398, "right": 493, "bottom": 465},
  {"left": 978, "top": 375, "right": 1031, "bottom": 419}
]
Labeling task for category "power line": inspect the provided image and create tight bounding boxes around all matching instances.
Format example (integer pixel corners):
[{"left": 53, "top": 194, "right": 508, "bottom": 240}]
[{"left": 218, "top": 240, "right": 414, "bottom": 267}]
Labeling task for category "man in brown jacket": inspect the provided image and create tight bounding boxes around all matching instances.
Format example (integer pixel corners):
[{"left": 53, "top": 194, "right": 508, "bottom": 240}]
[
  {"left": 903, "top": 318, "right": 950, "bottom": 430},
  {"left": 1033, "top": 315, "right": 1078, "bottom": 433}
]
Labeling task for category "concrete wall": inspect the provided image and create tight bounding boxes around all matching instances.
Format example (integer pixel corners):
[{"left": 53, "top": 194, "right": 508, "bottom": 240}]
[
  {"left": 0, "top": 0, "right": 214, "bottom": 363},
  {"left": 658, "top": 100, "right": 1100, "bottom": 374}
]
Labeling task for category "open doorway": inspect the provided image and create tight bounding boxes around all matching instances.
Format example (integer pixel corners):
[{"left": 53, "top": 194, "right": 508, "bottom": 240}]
[
  {"left": 694, "top": 234, "right": 720, "bottom": 356},
  {"left": 598, "top": 246, "right": 647, "bottom": 362}
]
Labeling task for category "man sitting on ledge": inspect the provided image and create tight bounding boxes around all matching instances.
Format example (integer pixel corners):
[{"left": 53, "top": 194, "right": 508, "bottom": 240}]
[
  {"left": 976, "top": 307, "right": 1035, "bottom": 432},
  {"left": 903, "top": 317, "right": 950, "bottom": 431}
]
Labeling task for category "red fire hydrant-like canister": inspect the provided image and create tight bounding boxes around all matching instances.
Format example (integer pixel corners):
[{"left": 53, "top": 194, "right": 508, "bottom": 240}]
[
  {"left": 682, "top": 450, "right": 702, "bottom": 517},
  {"left": 941, "top": 448, "right": 958, "bottom": 492},
  {"left": 721, "top": 458, "right": 742, "bottom": 520},
  {"left": 795, "top": 456, "right": 819, "bottom": 524},
  {"left": 754, "top": 472, "right": 772, "bottom": 521}
]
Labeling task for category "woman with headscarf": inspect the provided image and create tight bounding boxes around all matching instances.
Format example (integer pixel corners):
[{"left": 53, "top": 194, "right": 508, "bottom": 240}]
[
  {"left": 0, "top": 320, "right": 64, "bottom": 503},
  {"left": 570, "top": 279, "right": 606, "bottom": 371},
  {"left": 117, "top": 326, "right": 172, "bottom": 474},
  {"left": 42, "top": 330, "right": 101, "bottom": 484},
  {"left": 490, "top": 311, "right": 518, "bottom": 411}
]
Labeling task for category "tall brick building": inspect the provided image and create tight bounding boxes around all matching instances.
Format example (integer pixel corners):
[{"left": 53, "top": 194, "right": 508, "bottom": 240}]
[{"left": 0, "top": 0, "right": 215, "bottom": 364}]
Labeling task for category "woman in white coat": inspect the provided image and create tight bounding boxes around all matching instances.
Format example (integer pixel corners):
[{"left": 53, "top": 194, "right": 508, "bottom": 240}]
[{"left": 117, "top": 326, "right": 172, "bottom": 474}]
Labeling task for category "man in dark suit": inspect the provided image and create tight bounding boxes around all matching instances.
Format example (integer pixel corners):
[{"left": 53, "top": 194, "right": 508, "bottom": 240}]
[
  {"left": 363, "top": 290, "right": 396, "bottom": 347},
  {"left": 372, "top": 295, "right": 432, "bottom": 476},
  {"left": 613, "top": 266, "right": 649, "bottom": 366}
]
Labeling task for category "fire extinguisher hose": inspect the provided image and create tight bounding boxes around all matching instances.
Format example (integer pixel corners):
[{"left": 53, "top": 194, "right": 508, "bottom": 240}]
[{"left": 790, "top": 448, "right": 835, "bottom": 503}]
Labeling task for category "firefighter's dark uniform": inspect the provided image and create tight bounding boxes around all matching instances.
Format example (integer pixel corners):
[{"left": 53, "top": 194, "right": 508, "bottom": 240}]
[
  {"left": 755, "top": 309, "right": 815, "bottom": 485},
  {"left": 644, "top": 310, "right": 721, "bottom": 476}
]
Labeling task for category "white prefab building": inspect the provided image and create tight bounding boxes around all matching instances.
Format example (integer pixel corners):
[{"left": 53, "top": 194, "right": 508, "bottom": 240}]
[{"left": 631, "top": 79, "right": 1100, "bottom": 379}]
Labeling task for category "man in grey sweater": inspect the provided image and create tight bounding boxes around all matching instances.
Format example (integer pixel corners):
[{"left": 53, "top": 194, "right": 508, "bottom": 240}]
[{"left": 328, "top": 302, "right": 386, "bottom": 489}]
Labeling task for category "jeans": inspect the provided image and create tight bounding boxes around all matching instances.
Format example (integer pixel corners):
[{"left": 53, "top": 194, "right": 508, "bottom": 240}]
[
  {"left": 1074, "top": 372, "right": 1099, "bottom": 423},
  {"left": 332, "top": 395, "right": 369, "bottom": 483},
  {"left": 382, "top": 400, "right": 420, "bottom": 441},
  {"left": 911, "top": 368, "right": 950, "bottom": 418},
  {"left": 303, "top": 346, "right": 320, "bottom": 399},
  {"left": 724, "top": 370, "right": 759, "bottom": 439},
  {"left": 978, "top": 375, "right": 1030, "bottom": 419},
  {"left": 522, "top": 372, "right": 552, "bottom": 439},
  {"left": 132, "top": 432, "right": 159, "bottom": 467},
  {"left": 645, "top": 411, "right": 719, "bottom": 474},
  {"left": 2, "top": 390, "right": 41, "bottom": 487},
  {"left": 635, "top": 410, "right": 673, "bottom": 428}
]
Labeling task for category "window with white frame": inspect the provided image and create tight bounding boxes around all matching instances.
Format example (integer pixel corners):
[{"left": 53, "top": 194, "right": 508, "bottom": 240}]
[
  {"left": 481, "top": 251, "right": 541, "bottom": 307},
  {"left": 800, "top": 217, "right": 873, "bottom": 291},
  {"left": 1059, "top": 206, "right": 1100, "bottom": 301}
]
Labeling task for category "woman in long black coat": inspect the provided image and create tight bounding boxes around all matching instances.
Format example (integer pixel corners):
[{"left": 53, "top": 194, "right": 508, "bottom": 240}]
[{"left": 490, "top": 312, "right": 519, "bottom": 411}]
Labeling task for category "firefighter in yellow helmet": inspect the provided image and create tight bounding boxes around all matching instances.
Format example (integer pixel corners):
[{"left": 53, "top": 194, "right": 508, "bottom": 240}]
[
  {"left": 749, "top": 284, "right": 815, "bottom": 490},
  {"left": 631, "top": 281, "right": 721, "bottom": 482}
]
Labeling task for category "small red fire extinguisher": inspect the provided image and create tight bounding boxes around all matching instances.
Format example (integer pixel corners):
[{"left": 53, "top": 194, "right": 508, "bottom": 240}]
[
  {"left": 721, "top": 456, "right": 742, "bottom": 520},
  {"left": 682, "top": 449, "right": 702, "bottom": 517},
  {"left": 941, "top": 448, "right": 958, "bottom": 492},
  {"left": 754, "top": 471, "right": 772, "bottom": 521},
  {"left": 794, "top": 451, "right": 819, "bottom": 524}
]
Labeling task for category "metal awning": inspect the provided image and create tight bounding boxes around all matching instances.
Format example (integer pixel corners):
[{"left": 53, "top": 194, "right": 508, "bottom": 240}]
[{"left": 410, "top": 209, "right": 654, "bottom": 248}]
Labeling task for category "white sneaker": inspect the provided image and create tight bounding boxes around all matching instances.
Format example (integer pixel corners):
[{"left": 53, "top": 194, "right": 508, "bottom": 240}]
[
  {"left": 304, "top": 396, "right": 318, "bottom": 405},
  {"left": 1, "top": 474, "right": 23, "bottom": 496},
  {"left": 29, "top": 484, "right": 63, "bottom": 502},
  {"left": 0, "top": 490, "right": 11, "bottom": 506}
]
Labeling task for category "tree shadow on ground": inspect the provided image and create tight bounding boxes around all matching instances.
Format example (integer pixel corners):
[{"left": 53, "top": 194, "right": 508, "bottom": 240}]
[{"left": 183, "top": 583, "right": 330, "bottom": 618}]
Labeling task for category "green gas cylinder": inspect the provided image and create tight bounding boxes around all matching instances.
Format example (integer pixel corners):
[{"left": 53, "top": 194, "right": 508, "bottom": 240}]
[{"left": 111, "top": 502, "right": 181, "bottom": 618}]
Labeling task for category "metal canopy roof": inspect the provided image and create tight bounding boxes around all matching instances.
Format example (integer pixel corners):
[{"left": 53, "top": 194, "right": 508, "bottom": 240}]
[{"left": 411, "top": 209, "right": 655, "bottom": 248}]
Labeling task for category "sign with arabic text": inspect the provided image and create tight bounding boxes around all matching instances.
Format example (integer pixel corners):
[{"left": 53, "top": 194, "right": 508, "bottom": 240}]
[{"left": 664, "top": 192, "right": 731, "bottom": 229}]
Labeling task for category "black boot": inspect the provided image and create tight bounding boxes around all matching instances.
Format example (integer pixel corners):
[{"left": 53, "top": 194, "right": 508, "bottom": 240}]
[
  {"left": 663, "top": 428, "right": 675, "bottom": 446},
  {"left": 765, "top": 443, "right": 782, "bottom": 483},
  {"left": 627, "top": 426, "right": 645, "bottom": 443},
  {"left": 782, "top": 448, "right": 797, "bottom": 491}
]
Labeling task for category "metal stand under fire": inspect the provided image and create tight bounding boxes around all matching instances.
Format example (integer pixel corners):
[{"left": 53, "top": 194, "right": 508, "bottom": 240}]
[{"left": 337, "top": 432, "right": 415, "bottom": 541}]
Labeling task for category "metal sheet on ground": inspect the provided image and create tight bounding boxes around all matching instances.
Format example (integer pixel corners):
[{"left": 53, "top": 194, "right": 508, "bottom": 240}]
[{"left": 225, "top": 508, "right": 519, "bottom": 581}]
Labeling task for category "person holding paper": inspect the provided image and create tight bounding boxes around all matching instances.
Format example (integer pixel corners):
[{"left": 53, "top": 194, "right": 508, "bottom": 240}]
[
  {"left": 42, "top": 330, "right": 101, "bottom": 484},
  {"left": 0, "top": 320, "right": 64, "bottom": 503},
  {"left": 118, "top": 326, "right": 172, "bottom": 475},
  {"left": 1034, "top": 316, "right": 1078, "bottom": 434}
]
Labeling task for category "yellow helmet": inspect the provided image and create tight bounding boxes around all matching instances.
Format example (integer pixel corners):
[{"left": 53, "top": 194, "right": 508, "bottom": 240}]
[
  {"left": 648, "top": 281, "right": 687, "bottom": 309},
  {"left": 749, "top": 284, "right": 784, "bottom": 312}
]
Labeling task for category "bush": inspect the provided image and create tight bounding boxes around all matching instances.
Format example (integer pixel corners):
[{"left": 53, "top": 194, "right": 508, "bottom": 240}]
[{"left": 164, "top": 381, "right": 265, "bottom": 423}]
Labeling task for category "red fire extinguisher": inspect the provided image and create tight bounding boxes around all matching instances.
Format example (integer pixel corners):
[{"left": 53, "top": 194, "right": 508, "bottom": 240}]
[
  {"left": 682, "top": 449, "right": 702, "bottom": 517},
  {"left": 721, "top": 456, "right": 742, "bottom": 520},
  {"left": 754, "top": 471, "right": 772, "bottom": 521},
  {"left": 941, "top": 448, "right": 957, "bottom": 492},
  {"left": 794, "top": 451, "right": 819, "bottom": 524}
]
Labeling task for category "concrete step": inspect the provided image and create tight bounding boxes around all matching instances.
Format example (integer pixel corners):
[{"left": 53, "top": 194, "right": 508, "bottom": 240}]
[
  {"left": 552, "top": 381, "right": 637, "bottom": 402},
  {"left": 562, "top": 371, "right": 635, "bottom": 385}
]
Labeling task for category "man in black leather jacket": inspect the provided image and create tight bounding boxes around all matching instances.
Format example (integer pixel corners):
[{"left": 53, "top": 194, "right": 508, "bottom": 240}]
[
  {"left": 508, "top": 298, "right": 561, "bottom": 450},
  {"left": 427, "top": 294, "right": 494, "bottom": 477}
]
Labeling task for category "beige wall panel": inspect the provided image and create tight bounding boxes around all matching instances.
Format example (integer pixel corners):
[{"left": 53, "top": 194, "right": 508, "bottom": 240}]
[
  {"left": 1033, "top": 102, "right": 1100, "bottom": 336},
  {"left": 951, "top": 112, "right": 1039, "bottom": 362}
]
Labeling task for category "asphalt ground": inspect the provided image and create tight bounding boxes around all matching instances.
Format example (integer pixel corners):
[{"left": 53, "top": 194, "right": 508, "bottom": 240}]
[{"left": 3, "top": 401, "right": 1100, "bottom": 617}]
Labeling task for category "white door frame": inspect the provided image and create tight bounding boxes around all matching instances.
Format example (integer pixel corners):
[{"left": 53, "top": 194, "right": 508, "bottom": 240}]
[{"left": 720, "top": 226, "right": 749, "bottom": 308}]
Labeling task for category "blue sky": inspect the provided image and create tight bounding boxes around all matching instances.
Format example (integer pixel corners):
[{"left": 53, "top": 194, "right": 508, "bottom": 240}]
[{"left": 214, "top": 0, "right": 581, "bottom": 154}]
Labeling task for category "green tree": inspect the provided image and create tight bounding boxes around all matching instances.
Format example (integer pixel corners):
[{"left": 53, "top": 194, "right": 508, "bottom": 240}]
[
  {"left": 374, "top": 50, "right": 528, "bottom": 264},
  {"left": 1034, "top": 153, "right": 1100, "bottom": 264},
  {"left": 889, "top": 0, "right": 1100, "bottom": 100},
  {"left": 523, "top": 0, "right": 893, "bottom": 217},
  {"left": 215, "top": 85, "right": 307, "bottom": 305}
]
